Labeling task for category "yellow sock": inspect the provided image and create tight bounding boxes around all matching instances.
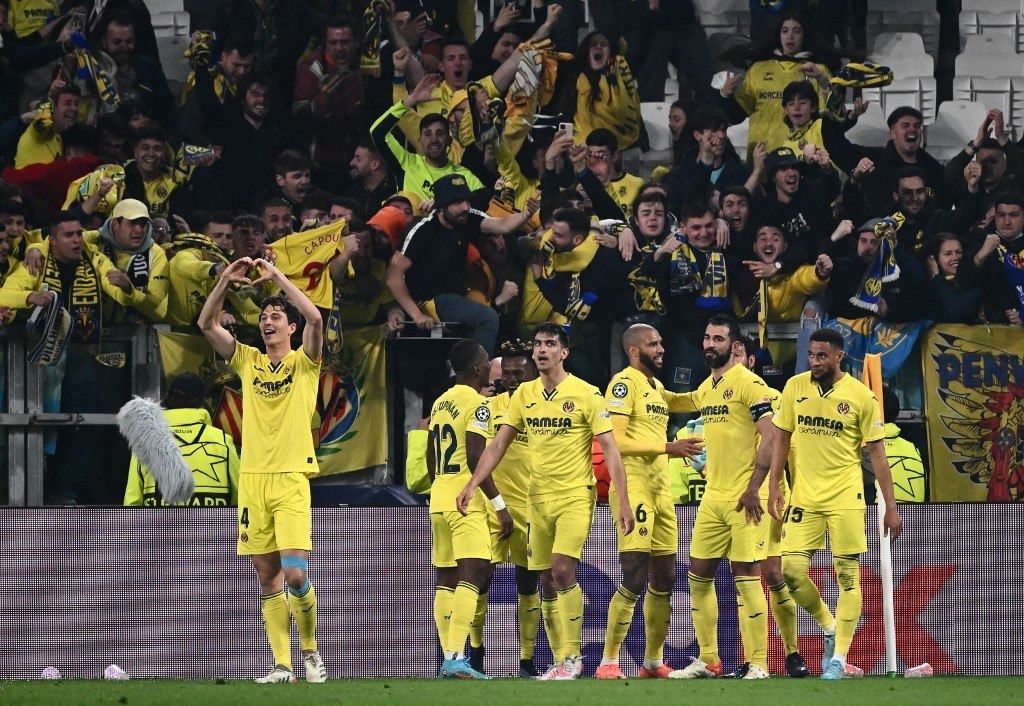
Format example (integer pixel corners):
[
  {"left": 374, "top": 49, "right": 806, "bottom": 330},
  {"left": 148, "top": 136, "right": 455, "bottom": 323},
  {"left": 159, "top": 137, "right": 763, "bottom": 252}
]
[
  {"left": 541, "top": 596, "right": 564, "bottom": 662},
  {"left": 833, "top": 555, "right": 862, "bottom": 659},
  {"left": 688, "top": 572, "right": 719, "bottom": 665},
  {"left": 469, "top": 591, "right": 488, "bottom": 649},
  {"left": 643, "top": 587, "right": 672, "bottom": 663},
  {"left": 446, "top": 582, "right": 480, "bottom": 659},
  {"left": 557, "top": 584, "right": 584, "bottom": 658},
  {"left": 602, "top": 586, "right": 638, "bottom": 660},
  {"left": 519, "top": 592, "right": 541, "bottom": 660},
  {"left": 769, "top": 580, "right": 799, "bottom": 656},
  {"left": 783, "top": 552, "right": 836, "bottom": 630},
  {"left": 735, "top": 576, "right": 768, "bottom": 670},
  {"left": 288, "top": 582, "right": 317, "bottom": 652},
  {"left": 260, "top": 590, "right": 292, "bottom": 670},
  {"left": 434, "top": 586, "right": 455, "bottom": 652}
]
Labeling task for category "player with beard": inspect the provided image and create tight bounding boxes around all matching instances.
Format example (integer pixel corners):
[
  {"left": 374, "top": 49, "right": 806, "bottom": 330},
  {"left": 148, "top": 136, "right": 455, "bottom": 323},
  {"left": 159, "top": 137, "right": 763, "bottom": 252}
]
[
  {"left": 199, "top": 257, "right": 327, "bottom": 684},
  {"left": 370, "top": 74, "right": 484, "bottom": 211},
  {"left": 596, "top": 324, "right": 703, "bottom": 679},
  {"left": 387, "top": 174, "right": 538, "bottom": 356},
  {"left": 663, "top": 314, "right": 778, "bottom": 680},
  {"left": 457, "top": 323, "right": 635, "bottom": 680},
  {"left": 768, "top": 328, "right": 902, "bottom": 680}
]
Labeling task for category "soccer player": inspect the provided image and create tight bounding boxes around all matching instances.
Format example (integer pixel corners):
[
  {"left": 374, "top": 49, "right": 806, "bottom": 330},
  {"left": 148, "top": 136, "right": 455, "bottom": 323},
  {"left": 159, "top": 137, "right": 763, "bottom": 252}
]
[
  {"left": 427, "top": 339, "right": 513, "bottom": 680},
  {"left": 457, "top": 323, "right": 636, "bottom": 680},
  {"left": 468, "top": 341, "right": 544, "bottom": 678},
  {"left": 666, "top": 314, "right": 777, "bottom": 681},
  {"left": 596, "top": 324, "right": 704, "bottom": 680},
  {"left": 199, "top": 257, "right": 326, "bottom": 684},
  {"left": 768, "top": 328, "right": 903, "bottom": 680},
  {"left": 723, "top": 336, "right": 809, "bottom": 679}
]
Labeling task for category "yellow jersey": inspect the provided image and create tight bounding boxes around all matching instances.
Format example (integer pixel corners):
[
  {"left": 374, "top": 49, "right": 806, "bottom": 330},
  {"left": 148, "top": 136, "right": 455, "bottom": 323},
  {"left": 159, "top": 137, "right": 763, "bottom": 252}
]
[
  {"left": 605, "top": 366, "right": 671, "bottom": 497},
  {"left": 503, "top": 373, "right": 612, "bottom": 502},
  {"left": 772, "top": 371, "right": 884, "bottom": 510},
  {"left": 669, "top": 363, "right": 775, "bottom": 504},
  {"left": 428, "top": 383, "right": 490, "bottom": 513},
  {"left": 229, "top": 343, "right": 321, "bottom": 475},
  {"left": 488, "top": 390, "right": 532, "bottom": 507},
  {"left": 605, "top": 172, "right": 644, "bottom": 218}
]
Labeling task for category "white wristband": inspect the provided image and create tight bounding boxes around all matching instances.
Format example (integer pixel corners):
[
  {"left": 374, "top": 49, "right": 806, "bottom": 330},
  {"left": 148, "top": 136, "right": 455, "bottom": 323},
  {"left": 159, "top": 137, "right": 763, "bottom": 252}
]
[{"left": 490, "top": 494, "right": 507, "bottom": 511}]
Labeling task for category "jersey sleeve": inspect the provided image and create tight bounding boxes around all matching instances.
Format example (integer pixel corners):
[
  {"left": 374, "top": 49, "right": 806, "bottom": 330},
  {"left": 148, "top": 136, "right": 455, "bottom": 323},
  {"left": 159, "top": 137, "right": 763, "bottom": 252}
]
[
  {"left": 745, "top": 376, "right": 775, "bottom": 422},
  {"left": 228, "top": 342, "right": 255, "bottom": 375},
  {"left": 860, "top": 392, "right": 885, "bottom": 443},
  {"left": 467, "top": 397, "right": 492, "bottom": 440},
  {"left": 503, "top": 387, "right": 526, "bottom": 432},
  {"left": 604, "top": 376, "right": 635, "bottom": 417},
  {"left": 665, "top": 389, "right": 700, "bottom": 413},
  {"left": 772, "top": 379, "right": 796, "bottom": 432},
  {"left": 588, "top": 390, "right": 614, "bottom": 436}
]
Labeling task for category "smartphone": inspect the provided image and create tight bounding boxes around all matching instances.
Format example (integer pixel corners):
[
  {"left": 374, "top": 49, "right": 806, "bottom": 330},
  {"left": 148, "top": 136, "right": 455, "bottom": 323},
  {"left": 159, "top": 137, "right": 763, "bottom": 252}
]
[{"left": 558, "top": 122, "right": 573, "bottom": 138}]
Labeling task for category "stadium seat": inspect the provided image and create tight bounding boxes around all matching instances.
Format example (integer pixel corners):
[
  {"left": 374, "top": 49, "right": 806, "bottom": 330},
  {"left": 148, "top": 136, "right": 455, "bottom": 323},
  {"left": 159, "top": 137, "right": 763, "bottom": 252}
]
[
  {"left": 727, "top": 118, "right": 750, "bottom": 165},
  {"left": 694, "top": 0, "right": 750, "bottom": 39},
  {"left": 842, "top": 102, "right": 891, "bottom": 148},
  {"left": 962, "top": 0, "right": 1020, "bottom": 12},
  {"left": 862, "top": 53, "right": 937, "bottom": 123},
  {"left": 146, "top": 0, "right": 184, "bottom": 12},
  {"left": 959, "top": 11, "right": 1024, "bottom": 53},
  {"left": 953, "top": 36, "right": 1024, "bottom": 138},
  {"left": 156, "top": 36, "right": 191, "bottom": 84},
  {"left": 150, "top": 11, "right": 190, "bottom": 38},
  {"left": 872, "top": 32, "right": 927, "bottom": 59},
  {"left": 866, "top": 7, "right": 940, "bottom": 57},
  {"left": 924, "top": 100, "right": 988, "bottom": 162},
  {"left": 639, "top": 102, "right": 675, "bottom": 171}
]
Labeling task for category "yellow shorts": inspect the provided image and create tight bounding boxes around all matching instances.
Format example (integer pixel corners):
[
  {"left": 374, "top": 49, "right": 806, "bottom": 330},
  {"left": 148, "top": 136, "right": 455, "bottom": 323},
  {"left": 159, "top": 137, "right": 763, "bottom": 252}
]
[
  {"left": 609, "top": 485, "right": 678, "bottom": 556},
  {"left": 527, "top": 491, "right": 596, "bottom": 570},
  {"left": 689, "top": 499, "right": 768, "bottom": 563},
  {"left": 780, "top": 506, "right": 867, "bottom": 556},
  {"left": 766, "top": 487, "right": 790, "bottom": 557},
  {"left": 237, "top": 472, "right": 312, "bottom": 555},
  {"left": 489, "top": 501, "right": 529, "bottom": 566},
  {"left": 431, "top": 510, "right": 491, "bottom": 568}
]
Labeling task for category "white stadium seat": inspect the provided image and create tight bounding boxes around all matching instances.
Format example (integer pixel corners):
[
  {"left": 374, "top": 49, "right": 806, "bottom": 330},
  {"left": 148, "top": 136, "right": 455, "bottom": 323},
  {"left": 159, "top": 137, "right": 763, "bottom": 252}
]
[
  {"left": 694, "top": 0, "right": 750, "bottom": 38},
  {"left": 959, "top": 11, "right": 1024, "bottom": 53},
  {"left": 961, "top": 0, "right": 1020, "bottom": 11},
  {"left": 727, "top": 118, "right": 750, "bottom": 165},
  {"left": 150, "top": 11, "right": 190, "bottom": 38},
  {"left": 156, "top": 36, "right": 191, "bottom": 84},
  {"left": 872, "top": 32, "right": 927, "bottom": 59},
  {"left": 866, "top": 10, "right": 940, "bottom": 57},
  {"left": 863, "top": 52, "right": 936, "bottom": 124},
  {"left": 925, "top": 100, "right": 989, "bottom": 163},
  {"left": 843, "top": 102, "right": 891, "bottom": 148},
  {"left": 641, "top": 102, "right": 674, "bottom": 152},
  {"left": 953, "top": 35, "right": 1024, "bottom": 136}
]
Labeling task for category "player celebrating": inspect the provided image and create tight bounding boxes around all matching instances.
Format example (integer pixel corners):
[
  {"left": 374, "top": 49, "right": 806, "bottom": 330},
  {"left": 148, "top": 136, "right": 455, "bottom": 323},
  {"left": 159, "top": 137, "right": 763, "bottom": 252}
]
[
  {"left": 666, "top": 314, "right": 777, "bottom": 681},
  {"left": 596, "top": 324, "right": 703, "bottom": 680},
  {"left": 768, "top": 328, "right": 902, "bottom": 680},
  {"left": 723, "top": 336, "right": 809, "bottom": 679},
  {"left": 457, "top": 323, "right": 635, "bottom": 680},
  {"left": 427, "top": 339, "right": 512, "bottom": 680},
  {"left": 199, "top": 257, "right": 326, "bottom": 684},
  {"left": 470, "top": 341, "right": 545, "bottom": 678}
]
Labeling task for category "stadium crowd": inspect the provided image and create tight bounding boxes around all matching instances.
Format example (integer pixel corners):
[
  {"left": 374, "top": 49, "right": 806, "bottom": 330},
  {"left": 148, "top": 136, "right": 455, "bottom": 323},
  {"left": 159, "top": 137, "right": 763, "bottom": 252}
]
[{"left": 0, "top": 0, "right": 1003, "bottom": 507}]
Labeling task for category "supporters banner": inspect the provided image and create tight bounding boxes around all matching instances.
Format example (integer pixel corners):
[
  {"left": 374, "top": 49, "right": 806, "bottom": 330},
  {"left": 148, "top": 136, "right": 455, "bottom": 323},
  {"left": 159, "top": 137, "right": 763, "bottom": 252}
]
[
  {"left": 1, "top": 505, "right": 1020, "bottom": 679},
  {"left": 315, "top": 324, "right": 388, "bottom": 476},
  {"left": 922, "top": 323, "right": 1024, "bottom": 502},
  {"left": 824, "top": 316, "right": 929, "bottom": 379}
]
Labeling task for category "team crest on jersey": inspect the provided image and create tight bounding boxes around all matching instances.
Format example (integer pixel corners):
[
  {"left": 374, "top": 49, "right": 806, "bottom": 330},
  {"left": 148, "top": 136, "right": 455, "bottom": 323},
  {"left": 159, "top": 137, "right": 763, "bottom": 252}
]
[
  {"left": 240, "top": 533, "right": 248, "bottom": 543},
  {"left": 722, "top": 388, "right": 734, "bottom": 401},
  {"left": 475, "top": 406, "right": 490, "bottom": 422},
  {"left": 563, "top": 401, "right": 575, "bottom": 413},
  {"left": 837, "top": 402, "right": 851, "bottom": 415},
  {"left": 612, "top": 383, "right": 628, "bottom": 398}
]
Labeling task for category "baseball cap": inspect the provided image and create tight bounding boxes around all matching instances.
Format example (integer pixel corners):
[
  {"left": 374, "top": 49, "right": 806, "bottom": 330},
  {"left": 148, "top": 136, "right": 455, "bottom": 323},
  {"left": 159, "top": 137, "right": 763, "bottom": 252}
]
[
  {"left": 432, "top": 174, "right": 474, "bottom": 209},
  {"left": 766, "top": 147, "right": 801, "bottom": 172},
  {"left": 111, "top": 198, "right": 150, "bottom": 221}
]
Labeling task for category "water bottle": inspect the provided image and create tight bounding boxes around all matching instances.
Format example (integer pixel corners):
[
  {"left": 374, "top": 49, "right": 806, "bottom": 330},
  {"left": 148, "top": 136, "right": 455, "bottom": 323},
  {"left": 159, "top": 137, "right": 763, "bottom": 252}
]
[{"left": 690, "top": 417, "right": 706, "bottom": 474}]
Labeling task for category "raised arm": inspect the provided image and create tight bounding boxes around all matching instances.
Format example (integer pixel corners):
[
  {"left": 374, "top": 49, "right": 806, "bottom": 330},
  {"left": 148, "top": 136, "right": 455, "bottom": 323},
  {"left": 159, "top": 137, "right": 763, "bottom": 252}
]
[
  {"left": 480, "top": 196, "right": 540, "bottom": 235},
  {"left": 199, "top": 258, "right": 252, "bottom": 359},
  {"left": 253, "top": 258, "right": 323, "bottom": 360}
]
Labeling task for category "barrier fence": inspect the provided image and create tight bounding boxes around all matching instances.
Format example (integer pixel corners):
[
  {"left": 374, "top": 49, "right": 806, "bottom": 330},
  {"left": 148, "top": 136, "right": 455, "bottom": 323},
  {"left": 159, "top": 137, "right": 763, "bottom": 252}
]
[{"left": 1, "top": 504, "right": 1020, "bottom": 679}]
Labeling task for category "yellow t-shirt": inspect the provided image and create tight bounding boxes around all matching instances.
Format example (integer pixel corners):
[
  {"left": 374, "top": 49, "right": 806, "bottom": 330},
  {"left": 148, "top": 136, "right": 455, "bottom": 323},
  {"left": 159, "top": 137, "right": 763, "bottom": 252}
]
[
  {"left": 605, "top": 366, "right": 671, "bottom": 497},
  {"left": 10, "top": 0, "right": 59, "bottom": 38},
  {"left": 228, "top": 343, "right": 321, "bottom": 475},
  {"left": 14, "top": 127, "right": 62, "bottom": 169},
  {"left": 669, "top": 363, "right": 775, "bottom": 504},
  {"left": 428, "top": 383, "right": 490, "bottom": 513},
  {"left": 605, "top": 172, "right": 644, "bottom": 218},
  {"left": 772, "top": 371, "right": 884, "bottom": 510},
  {"left": 503, "top": 373, "right": 612, "bottom": 502},
  {"left": 488, "top": 391, "right": 532, "bottom": 507},
  {"left": 333, "top": 260, "right": 393, "bottom": 327}
]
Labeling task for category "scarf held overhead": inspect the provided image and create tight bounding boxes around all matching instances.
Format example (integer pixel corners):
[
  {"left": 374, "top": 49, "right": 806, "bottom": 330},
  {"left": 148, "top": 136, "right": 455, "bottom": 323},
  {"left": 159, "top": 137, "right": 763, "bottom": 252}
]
[{"left": 850, "top": 213, "right": 905, "bottom": 313}]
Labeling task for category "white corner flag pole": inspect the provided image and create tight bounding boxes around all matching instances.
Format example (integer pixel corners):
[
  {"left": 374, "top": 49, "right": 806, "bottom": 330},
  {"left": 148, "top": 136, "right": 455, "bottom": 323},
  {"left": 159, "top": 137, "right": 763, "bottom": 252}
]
[
  {"left": 876, "top": 480, "right": 897, "bottom": 677},
  {"left": 863, "top": 354, "right": 897, "bottom": 677}
]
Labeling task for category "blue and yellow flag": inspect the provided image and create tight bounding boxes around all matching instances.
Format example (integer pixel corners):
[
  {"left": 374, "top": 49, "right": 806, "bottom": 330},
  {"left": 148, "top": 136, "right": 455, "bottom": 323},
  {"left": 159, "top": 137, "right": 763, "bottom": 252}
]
[{"left": 824, "top": 315, "right": 929, "bottom": 379}]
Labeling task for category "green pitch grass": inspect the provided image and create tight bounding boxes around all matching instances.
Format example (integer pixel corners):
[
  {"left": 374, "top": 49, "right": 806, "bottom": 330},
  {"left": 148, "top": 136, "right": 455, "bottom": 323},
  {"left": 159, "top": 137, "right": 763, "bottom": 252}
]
[{"left": 0, "top": 677, "right": 1017, "bottom": 706}]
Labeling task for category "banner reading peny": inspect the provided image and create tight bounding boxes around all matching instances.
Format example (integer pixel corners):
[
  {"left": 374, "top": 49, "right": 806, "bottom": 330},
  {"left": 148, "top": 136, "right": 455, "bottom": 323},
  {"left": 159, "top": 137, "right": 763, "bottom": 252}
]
[{"left": 922, "top": 324, "right": 1024, "bottom": 502}]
